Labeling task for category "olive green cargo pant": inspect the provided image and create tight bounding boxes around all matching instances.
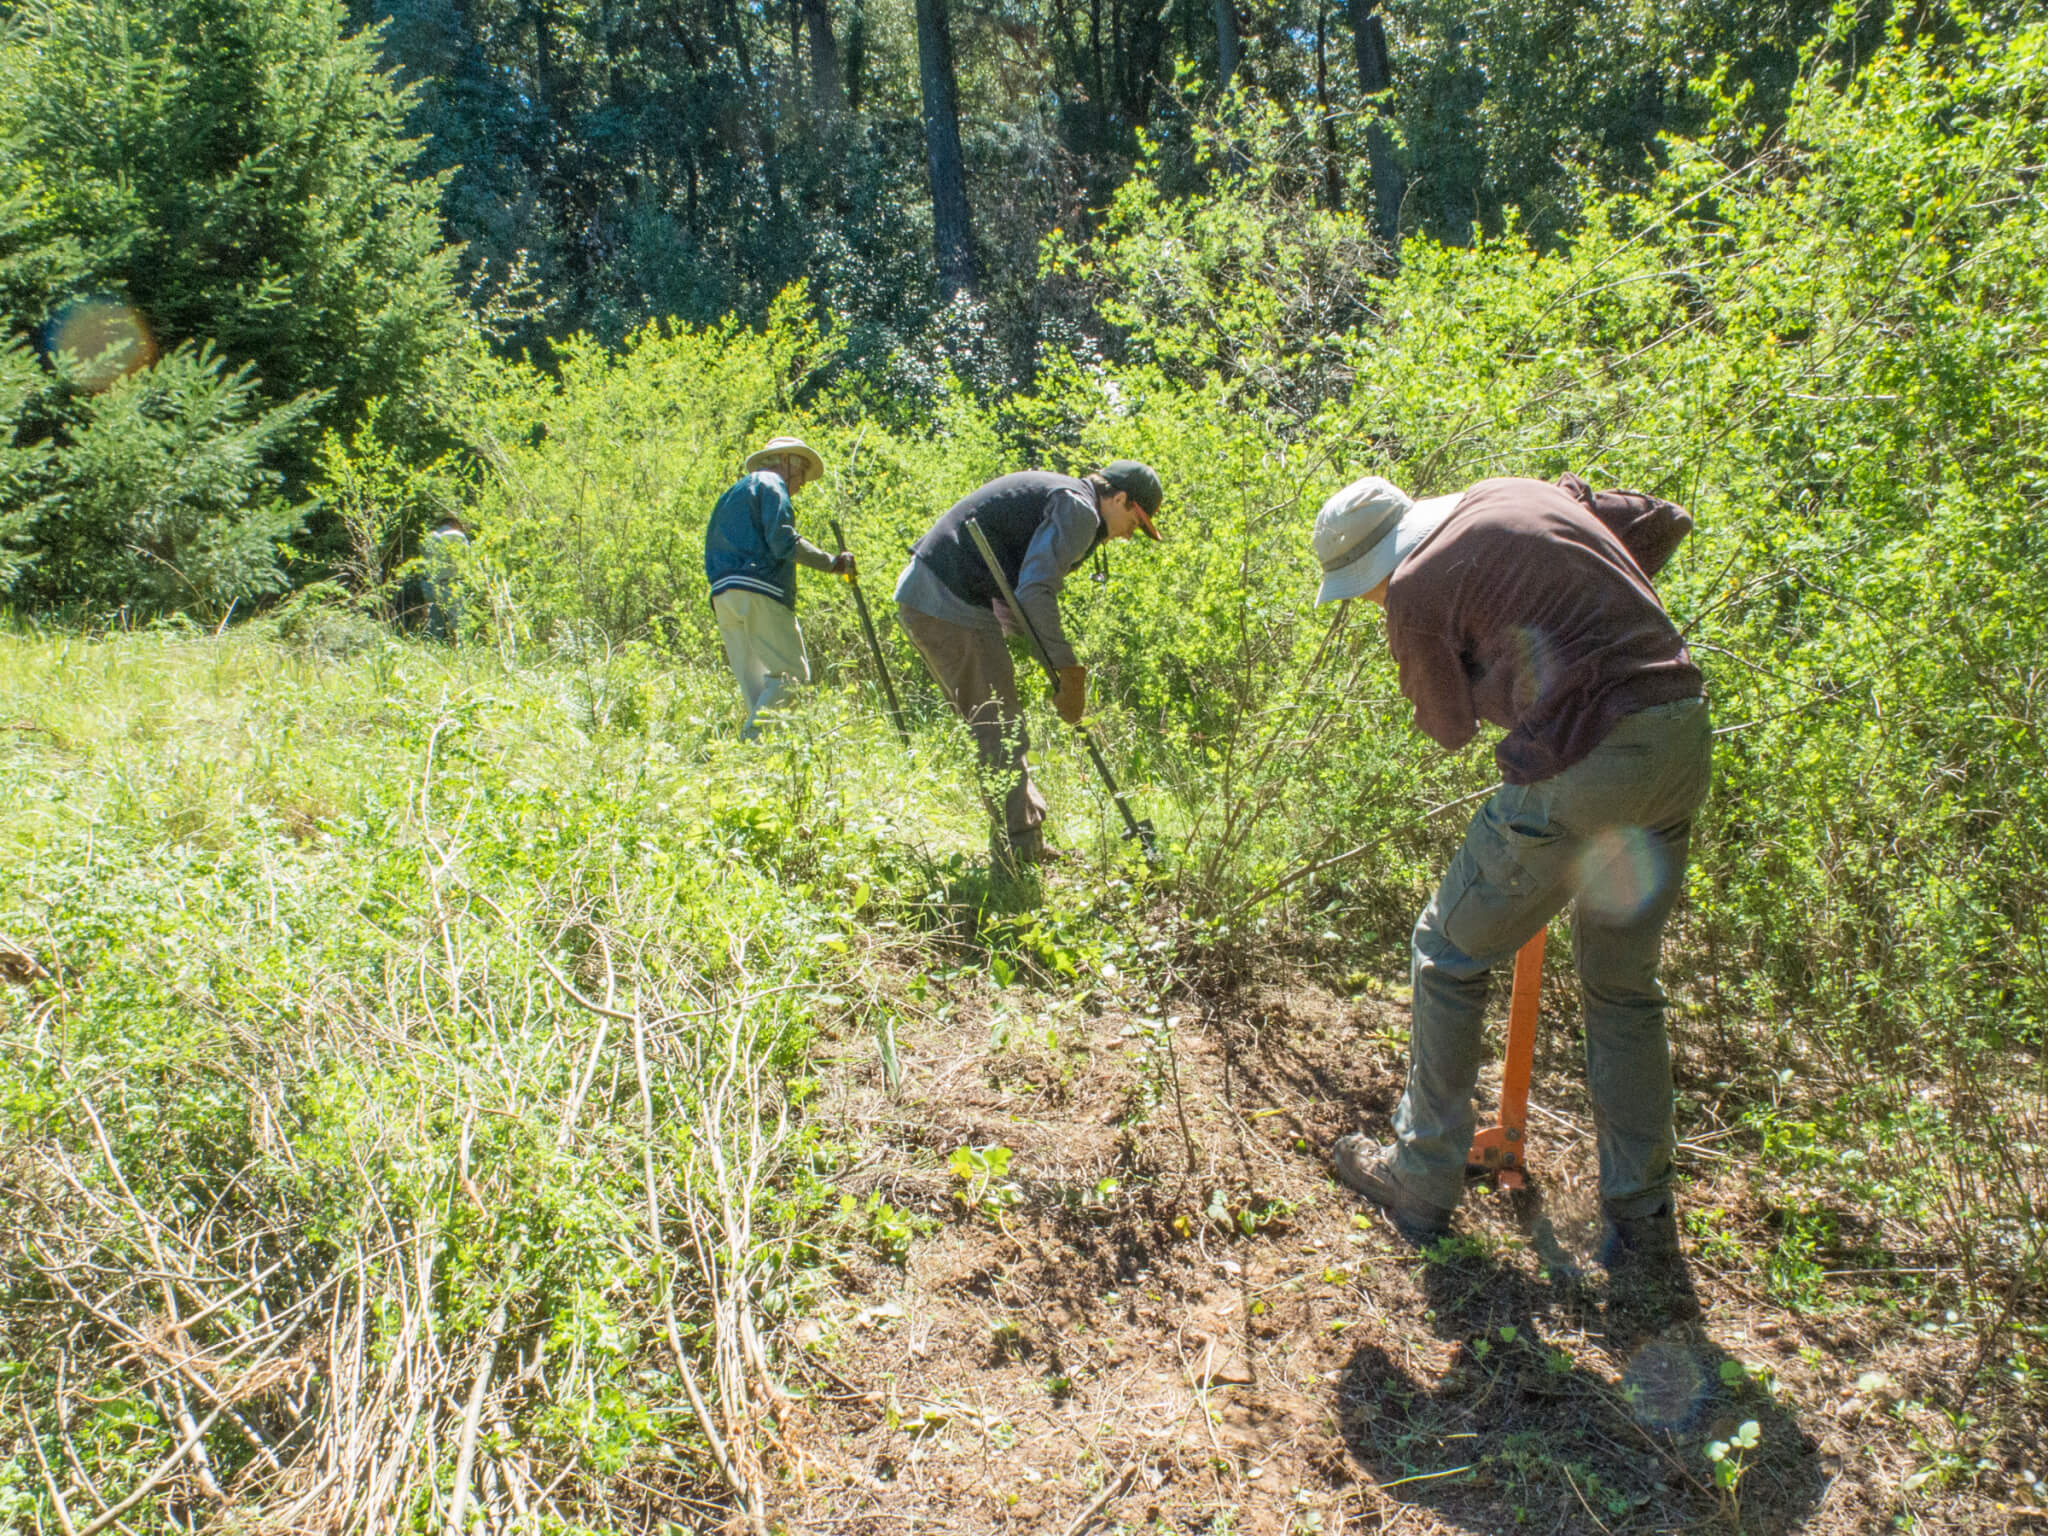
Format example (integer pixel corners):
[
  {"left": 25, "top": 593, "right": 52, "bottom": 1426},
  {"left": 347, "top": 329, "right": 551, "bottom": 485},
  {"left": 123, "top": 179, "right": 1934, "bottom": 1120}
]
[
  {"left": 896, "top": 604, "right": 1049, "bottom": 858},
  {"left": 1386, "top": 698, "right": 1713, "bottom": 1218}
]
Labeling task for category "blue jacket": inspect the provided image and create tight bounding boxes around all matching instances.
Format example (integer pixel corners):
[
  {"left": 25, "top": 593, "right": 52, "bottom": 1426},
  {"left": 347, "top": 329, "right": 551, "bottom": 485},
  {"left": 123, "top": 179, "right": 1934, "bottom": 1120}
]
[{"left": 704, "top": 470, "right": 806, "bottom": 609}]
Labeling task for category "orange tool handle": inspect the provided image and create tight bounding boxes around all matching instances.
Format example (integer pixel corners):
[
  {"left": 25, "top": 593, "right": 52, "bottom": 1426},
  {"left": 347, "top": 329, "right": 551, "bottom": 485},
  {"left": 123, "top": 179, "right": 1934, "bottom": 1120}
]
[{"left": 1467, "top": 928, "right": 1546, "bottom": 1187}]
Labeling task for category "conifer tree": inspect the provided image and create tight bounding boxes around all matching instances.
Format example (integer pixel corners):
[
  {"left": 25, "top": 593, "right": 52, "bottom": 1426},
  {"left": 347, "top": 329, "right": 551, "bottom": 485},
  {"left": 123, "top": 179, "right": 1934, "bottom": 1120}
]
[
  {"left": 0, "top": 0, "right": 471, "bottom": 606},
  {"left": 0, "top": 0, "right": 469, "bottom": 485}
]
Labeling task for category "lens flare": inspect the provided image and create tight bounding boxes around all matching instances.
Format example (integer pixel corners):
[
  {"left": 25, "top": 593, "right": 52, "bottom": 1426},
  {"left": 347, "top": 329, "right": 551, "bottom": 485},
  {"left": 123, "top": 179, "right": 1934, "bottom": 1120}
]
[
  {"left": 1621, "top": 1332, "right": 1709, "bottom": 1430},
  {"left": 47, "top": 299, "right": 156, "bottom": 390},
  {"left": 1507, "top": 625, "right": 1559, "bottom": 714},
  {"left": 1576, "top": 824, "right": 1662, "bottom": 924}
]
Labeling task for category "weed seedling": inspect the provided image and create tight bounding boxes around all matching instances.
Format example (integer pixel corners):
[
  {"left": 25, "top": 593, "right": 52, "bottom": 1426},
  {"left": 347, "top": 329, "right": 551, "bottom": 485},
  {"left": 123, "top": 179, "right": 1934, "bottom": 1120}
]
[
  {"left": 949, "top": 1144, "right": 1022, "bottom": 1222},
  {"left": 1705, "top": 1419, "right": 1761, "bottom": 1527}
]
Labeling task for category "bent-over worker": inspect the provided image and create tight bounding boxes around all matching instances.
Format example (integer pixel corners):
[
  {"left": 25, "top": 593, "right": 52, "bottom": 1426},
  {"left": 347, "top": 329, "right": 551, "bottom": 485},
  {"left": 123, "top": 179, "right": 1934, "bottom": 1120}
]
[
  {"left": 703, "top": 436, "right": 853, "bottom": 739},
  {"left": 1315, "top": 472, "right": 1709, "bottom": 1302},
  {"left": 895, "top": 461, "right": 1163, "bottom": 866}
]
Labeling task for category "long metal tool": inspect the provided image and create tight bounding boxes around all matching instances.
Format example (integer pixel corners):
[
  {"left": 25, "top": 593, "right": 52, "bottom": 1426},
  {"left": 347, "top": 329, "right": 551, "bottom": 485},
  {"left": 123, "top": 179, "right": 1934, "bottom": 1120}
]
[
  {"left": 962, "top": 516, "right": 1160, "bottom": 865},
  {"left": 828, "top": 515, "right": 910, "bottom": 746},
  {"left": 1466, "top": 929, "right": 1546, "bottom": 1188}
]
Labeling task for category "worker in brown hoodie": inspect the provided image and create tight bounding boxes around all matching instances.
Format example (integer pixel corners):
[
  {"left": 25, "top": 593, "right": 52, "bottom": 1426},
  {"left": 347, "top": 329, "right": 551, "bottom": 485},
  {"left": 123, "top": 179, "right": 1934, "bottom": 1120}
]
[{"left": 1315, "top": 472, "right": 1708, "bottom": 1314}]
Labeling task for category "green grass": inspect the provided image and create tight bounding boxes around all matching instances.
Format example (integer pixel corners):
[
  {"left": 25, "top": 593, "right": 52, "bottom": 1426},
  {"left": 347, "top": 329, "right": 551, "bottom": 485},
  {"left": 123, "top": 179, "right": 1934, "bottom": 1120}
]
[
  {"left": 3, "top": 623, "right": 2044, "bottom": 1531},
  {"left": 0, "top": 626, "right": 1037, "bottom": 1532}
]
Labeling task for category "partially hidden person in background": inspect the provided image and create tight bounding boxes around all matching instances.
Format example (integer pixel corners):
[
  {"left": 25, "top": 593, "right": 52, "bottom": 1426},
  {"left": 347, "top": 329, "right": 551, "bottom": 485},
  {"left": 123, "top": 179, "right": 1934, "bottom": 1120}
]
[
  {"left": 399, "top": 513, "right": 468, "bottom": 641},
  {"left": 704, "top": 436, "right": 854, "bottom": 739},
  {"left": 1315, "top": 471, "right": 1709, "bottom": 1313},
  {"left": 894, "top": 461, "right": 1163, "bottom": 868}
]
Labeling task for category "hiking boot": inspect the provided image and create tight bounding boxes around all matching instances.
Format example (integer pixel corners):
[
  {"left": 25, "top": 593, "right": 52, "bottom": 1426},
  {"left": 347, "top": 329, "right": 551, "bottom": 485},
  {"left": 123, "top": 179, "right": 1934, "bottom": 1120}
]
[
  {"left": 1331, "top": 1135, "right": 1454, "bottom": 1245},
  {"left": 1595, "top": 1205, "right": 1680, "bottom": 1269},
  {"left": 1597, "top": 1204, "right": 1700, "bottom": 1324}
]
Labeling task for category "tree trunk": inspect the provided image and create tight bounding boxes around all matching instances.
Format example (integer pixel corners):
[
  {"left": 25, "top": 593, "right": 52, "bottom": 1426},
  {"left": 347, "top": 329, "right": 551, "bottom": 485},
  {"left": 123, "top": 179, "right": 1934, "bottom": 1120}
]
[
  {"left": 791, "top": 3, "right": 804, "bottom": 106},
  {"left": 913, "top": 0, "right": 977, "bottom": 302},
  {"left": 844, "top": 0, "right": 867, "bottom": 111},
  {"left": 1346, "top": 0, "right": 1401, "bottom": 250},
  {"left": 1213, "top": 0, "right": 1239, "bottom": 88},
  {"left": 1317, "top": 0, "right": 1340, "bottom": 209},
  {"left": 800, "top": 0, "right": 845, "bottom": 114},
  {"left": 724, "top": 0, "right": 783, "bottom": 217},
  {"left": 1090, "top": 0, "right": 1105, "bottom": 139},
  {"left": 530, "top": 0, "right": 554, "bottom": 121},
  {"left": 1121, "top": 0, "right": 1163, "bottom": 131},
  {"left": 1110, "top": 0, "right": 1123, "bottom": 128}
]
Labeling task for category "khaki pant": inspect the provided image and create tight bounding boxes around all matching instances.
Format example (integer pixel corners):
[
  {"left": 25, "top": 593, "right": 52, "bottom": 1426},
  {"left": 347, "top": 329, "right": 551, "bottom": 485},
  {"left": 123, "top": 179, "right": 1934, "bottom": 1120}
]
[
  {"left": 896, "top": 603, "right": 1048, "bottom": 853},
  {"left": 712, "top": 589, "right": 811, "bottom": 739},
  {"left": 1389, "top": 698, "right": 1713, "bottom": 1217}
]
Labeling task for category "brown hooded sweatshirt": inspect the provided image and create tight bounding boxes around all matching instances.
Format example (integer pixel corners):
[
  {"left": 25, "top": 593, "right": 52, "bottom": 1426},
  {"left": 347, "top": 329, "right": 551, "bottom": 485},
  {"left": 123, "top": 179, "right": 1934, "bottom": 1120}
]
[{"left": 1383, "top": 474, "right": 1702, "bottom": 785}]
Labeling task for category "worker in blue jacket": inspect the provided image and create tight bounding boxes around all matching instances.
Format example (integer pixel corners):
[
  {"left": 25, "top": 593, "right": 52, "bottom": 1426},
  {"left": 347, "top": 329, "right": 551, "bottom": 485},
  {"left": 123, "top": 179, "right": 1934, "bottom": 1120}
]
[{"left": 703, "top": 436, "right": 852, "bottom": 738}]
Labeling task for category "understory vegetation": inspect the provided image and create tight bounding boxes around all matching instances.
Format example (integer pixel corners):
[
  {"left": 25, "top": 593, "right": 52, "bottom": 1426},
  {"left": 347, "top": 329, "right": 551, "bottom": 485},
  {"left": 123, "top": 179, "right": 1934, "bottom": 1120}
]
[{"left": 2, "top": 1, "right": 2045, "bottom": 1532}]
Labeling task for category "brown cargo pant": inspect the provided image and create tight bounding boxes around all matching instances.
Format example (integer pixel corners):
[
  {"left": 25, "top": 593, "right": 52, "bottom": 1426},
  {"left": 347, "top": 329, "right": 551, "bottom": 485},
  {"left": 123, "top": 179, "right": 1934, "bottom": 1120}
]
[{"left": 896, "top": 603, "right": 1049, "bottom": 856}]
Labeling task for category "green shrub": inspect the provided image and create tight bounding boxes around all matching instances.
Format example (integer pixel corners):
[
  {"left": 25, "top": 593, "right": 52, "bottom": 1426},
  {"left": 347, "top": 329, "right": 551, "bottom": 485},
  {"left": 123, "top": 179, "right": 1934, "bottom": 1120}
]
[
  {"left": 11, "top": 342, "right": 321, "bottom": 617},
  {"left": 0, "top": 336, "right": 49, "bottom": 590},
  {"left": 0, "top": 0, "right": 469, "bottom": 489},
  {"left": 470, "top": 288, "right": 847, "bottom": 650}
]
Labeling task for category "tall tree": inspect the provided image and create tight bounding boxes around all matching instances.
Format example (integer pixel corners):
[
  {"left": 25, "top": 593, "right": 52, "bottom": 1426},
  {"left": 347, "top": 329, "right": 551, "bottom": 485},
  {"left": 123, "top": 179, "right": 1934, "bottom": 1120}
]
[
  {"left": 0, "top": 0, "right": 466, "bottom": 608},
  {"left": 799, "top": 0, "right": 845, "bottom": 114},
  {"left": 913, "top": 0, "right": 978, "bottom": 302},
  {"left": 1317, "top": 0, "right": 1341, "bottom": 209},
  {"left": 1214, "top": 0, "right": 1240, "bottom": 87},
  {"left": 843, "top": 0, "right": 868, "bottom": 111},
  {"left": 3, "top": 0, "right": 468, "bottom": 482},
  {"left": 1346, "top": 0, "right": 1401, "bottom": 248}
]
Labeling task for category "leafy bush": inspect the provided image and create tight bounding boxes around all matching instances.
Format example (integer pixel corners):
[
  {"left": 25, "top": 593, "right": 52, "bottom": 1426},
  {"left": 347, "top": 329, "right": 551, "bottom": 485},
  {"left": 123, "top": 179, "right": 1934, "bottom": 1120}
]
[
  {"left": 469, "top": 288, "right": 848, "bottom": 651},
  {"left": 10, "top": 342, "right": 321, "bottom": 617}
]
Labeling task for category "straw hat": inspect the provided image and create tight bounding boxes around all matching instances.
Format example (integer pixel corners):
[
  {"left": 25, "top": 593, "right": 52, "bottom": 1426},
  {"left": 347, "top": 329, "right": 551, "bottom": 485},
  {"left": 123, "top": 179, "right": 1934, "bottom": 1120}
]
[{"left": 743, "top": 436, "right": 825, "bottom": 480}]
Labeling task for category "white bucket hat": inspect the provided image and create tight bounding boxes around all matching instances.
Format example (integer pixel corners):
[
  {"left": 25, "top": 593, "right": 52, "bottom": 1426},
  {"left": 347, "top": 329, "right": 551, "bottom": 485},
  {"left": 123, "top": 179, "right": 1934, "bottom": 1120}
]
[{"left": 1313, "top": 476, "right": 1464, "bottom": 605}]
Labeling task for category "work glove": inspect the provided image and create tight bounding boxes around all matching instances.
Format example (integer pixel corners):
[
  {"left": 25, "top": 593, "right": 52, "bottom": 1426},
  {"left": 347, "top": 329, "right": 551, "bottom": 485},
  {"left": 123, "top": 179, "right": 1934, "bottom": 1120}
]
[
  {"left": 1052, "top": 665, "right": 1087, "bottom": 726},
  {"left": 830, "top": 551, "right": 857, "bottom": 578}
]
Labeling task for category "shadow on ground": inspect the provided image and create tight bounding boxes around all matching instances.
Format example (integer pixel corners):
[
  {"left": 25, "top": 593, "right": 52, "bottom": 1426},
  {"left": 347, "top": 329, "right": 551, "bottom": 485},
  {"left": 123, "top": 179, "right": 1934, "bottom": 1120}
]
[{"left": 1339, "top": 1222, "right": 1828, "bottom": 1534}]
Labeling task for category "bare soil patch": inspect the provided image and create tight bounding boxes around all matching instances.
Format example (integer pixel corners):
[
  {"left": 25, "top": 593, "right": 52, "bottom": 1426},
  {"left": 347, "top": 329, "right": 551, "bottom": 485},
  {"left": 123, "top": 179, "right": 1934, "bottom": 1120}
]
[{"left": 777, "top": 942, "right": 2026, "bottom": 1535}]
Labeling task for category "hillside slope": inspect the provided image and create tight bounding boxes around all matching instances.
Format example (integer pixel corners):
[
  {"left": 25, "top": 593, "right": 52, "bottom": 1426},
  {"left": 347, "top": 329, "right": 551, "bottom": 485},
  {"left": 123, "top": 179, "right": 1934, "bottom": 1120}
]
[{"left": 0, "top": 632, "right": 2039, "bottom": 1534}]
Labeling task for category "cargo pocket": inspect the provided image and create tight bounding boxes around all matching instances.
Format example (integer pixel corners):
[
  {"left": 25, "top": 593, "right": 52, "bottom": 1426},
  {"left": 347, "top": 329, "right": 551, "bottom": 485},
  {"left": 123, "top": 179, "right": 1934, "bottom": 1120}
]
[{"left": 1438, "top": 793, "right": 1572, "bottom": 963}]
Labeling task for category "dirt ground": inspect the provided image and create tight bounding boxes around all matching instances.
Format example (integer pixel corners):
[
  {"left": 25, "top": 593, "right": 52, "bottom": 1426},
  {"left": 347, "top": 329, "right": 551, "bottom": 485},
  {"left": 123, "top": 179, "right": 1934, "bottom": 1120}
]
[{"left": 775, "top": 937, "right": 2035, "bottom": 1535}]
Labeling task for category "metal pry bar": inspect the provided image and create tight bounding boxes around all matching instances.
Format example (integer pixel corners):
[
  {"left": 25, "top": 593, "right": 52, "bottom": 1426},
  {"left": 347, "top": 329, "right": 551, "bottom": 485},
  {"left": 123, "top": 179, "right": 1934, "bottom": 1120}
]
[{"left": 829, "top": 516, "right": 910, "bottom": 746}]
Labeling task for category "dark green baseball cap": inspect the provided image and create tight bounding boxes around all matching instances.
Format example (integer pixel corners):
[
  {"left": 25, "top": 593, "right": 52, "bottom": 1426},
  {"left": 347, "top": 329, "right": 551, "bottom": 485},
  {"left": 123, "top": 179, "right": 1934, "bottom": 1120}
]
[{"left": 1100, "top": 459, "right": 1164, "bottom": 538}]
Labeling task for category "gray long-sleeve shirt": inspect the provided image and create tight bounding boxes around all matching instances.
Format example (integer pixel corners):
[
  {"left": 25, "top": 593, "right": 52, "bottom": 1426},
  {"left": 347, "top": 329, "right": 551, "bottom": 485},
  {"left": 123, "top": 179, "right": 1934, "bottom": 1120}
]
[{"left": 893, "top": 484, "right": 1101, "bottom": 669}]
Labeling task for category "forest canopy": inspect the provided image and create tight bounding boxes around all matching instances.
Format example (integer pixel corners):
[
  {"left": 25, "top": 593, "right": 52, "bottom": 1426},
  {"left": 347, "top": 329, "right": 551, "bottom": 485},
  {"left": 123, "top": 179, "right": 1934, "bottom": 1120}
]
[{"left": 0, "top": 0, "right": 1907, "bottom": 614}]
